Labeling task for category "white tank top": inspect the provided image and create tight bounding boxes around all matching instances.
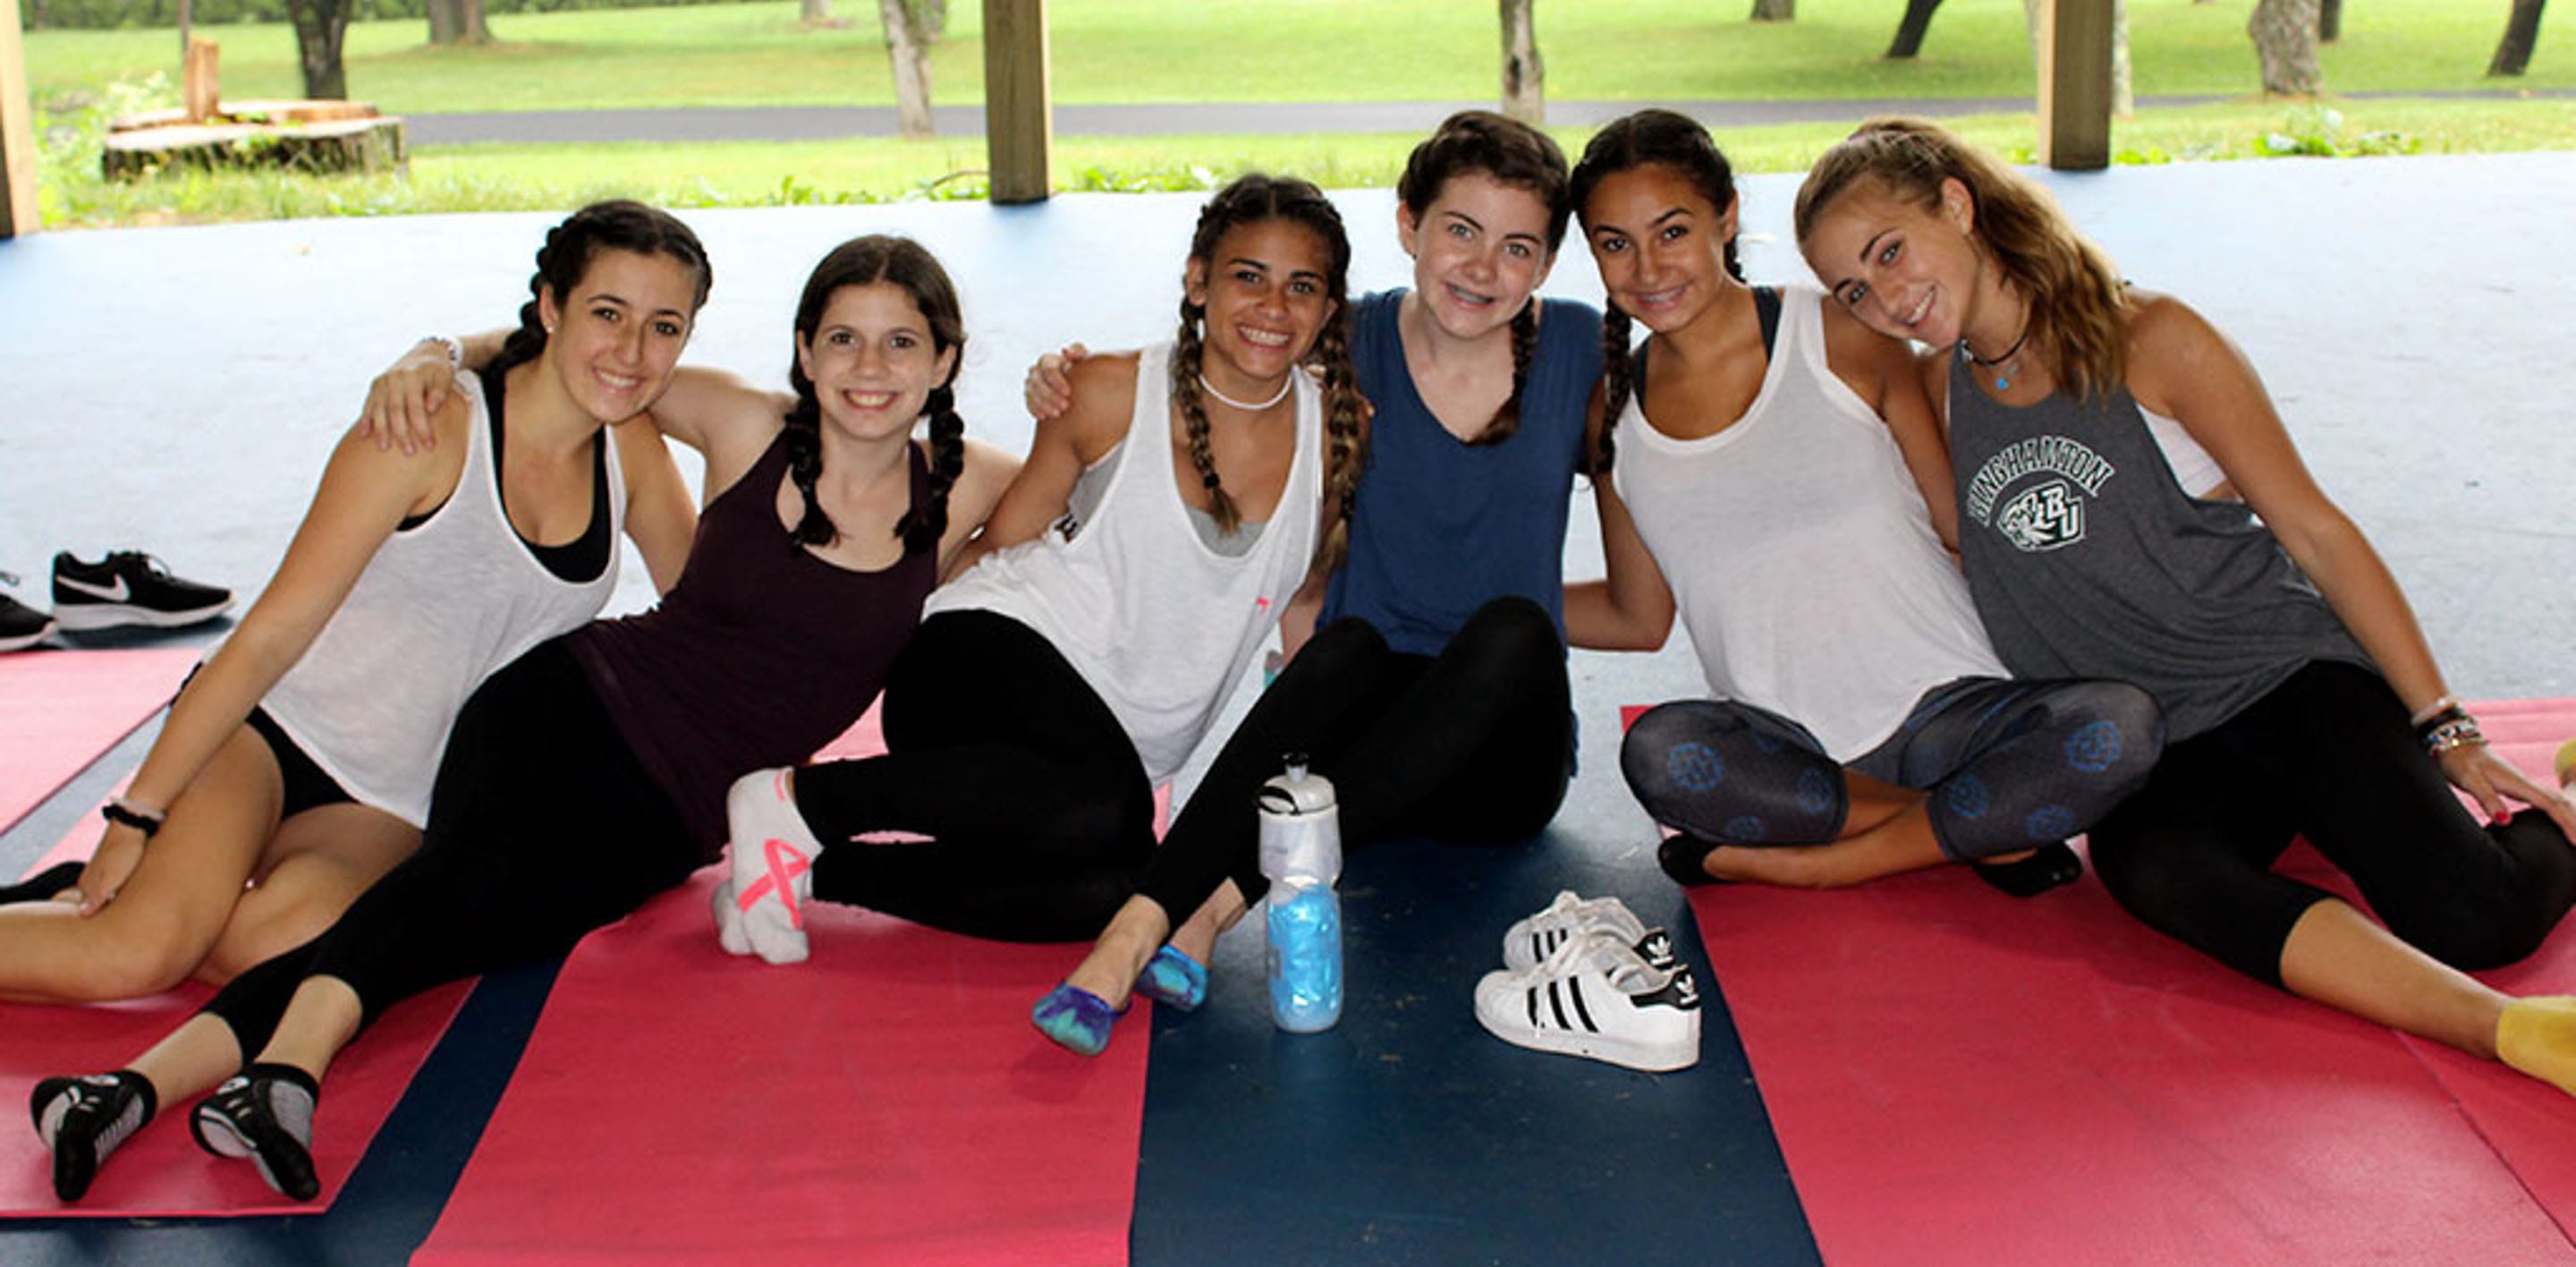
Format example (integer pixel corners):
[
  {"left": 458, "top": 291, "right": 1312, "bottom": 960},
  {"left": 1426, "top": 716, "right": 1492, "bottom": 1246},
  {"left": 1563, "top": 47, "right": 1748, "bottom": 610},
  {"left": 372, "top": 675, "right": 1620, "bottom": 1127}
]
[
  {"left": 260, "top": 371, "right": 625, "bottom": 825},
  {"left": 1614, "top": 286, "right": 2005, "bottom": 761},
  {"left": 929, "top": 341, "right": 1323, "bottom": 784}
]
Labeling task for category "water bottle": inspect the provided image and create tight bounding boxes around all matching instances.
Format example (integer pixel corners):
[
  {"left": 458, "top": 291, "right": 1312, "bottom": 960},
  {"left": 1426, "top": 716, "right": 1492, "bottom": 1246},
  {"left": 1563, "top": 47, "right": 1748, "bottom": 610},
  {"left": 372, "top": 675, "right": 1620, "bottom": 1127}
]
[{"left": 1258, "top": 754, "right": 1343, "bottom": 1033}]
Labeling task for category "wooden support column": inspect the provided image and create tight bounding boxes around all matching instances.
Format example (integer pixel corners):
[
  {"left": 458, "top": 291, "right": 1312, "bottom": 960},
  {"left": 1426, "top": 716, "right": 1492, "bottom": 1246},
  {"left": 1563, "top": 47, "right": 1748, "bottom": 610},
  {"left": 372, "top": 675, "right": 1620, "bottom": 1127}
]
[
  {"left": 981, "top": 0, "right": 1051, "bottom": 205},
  {"left": 1, "top": 0, "right": 38, "bottom": 237},
  {"left": 2037, "top": 0, "right": 2114, "bottom": 172}
]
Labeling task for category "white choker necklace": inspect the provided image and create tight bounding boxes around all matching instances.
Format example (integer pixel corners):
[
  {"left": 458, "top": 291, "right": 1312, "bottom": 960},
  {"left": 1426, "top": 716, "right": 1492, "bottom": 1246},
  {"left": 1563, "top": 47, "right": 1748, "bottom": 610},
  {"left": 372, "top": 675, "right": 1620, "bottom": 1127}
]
[{"left": 1198, "top": 371, "right": 1294, "bottom": 412}]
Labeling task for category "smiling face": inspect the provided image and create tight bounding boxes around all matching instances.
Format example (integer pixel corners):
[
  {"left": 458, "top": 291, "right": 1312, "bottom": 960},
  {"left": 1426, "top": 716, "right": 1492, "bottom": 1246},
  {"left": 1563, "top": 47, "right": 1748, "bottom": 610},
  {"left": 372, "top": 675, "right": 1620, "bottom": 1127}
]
[
  {"left": 536, "top": 247, "right": 701, "bottom": 423},
  {"left": 1397, "top": 170, "right": 1556, "bottom": 341},
  {"left": 1580, "top": 163, "right": 1740, "bottom": 336},
  {"left": 794, "top": 280, "right": 956, "bottom": 442},
  {"left": 1800, "top": 176, "right": 1990, "bottom": 349},
  {"left": 1184, "top": 217, "right": 1339, "bottom": 395}
]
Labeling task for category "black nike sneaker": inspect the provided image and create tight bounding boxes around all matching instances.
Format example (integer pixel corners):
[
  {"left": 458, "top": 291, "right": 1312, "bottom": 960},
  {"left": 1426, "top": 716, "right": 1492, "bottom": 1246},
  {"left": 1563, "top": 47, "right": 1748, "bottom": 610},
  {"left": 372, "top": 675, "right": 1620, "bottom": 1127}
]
[
  {"left": 0, "top": 573, "right": 55, "bottom": 651},
  {"left": 51, "top": 551, "right": 233, "bottom": 631}
]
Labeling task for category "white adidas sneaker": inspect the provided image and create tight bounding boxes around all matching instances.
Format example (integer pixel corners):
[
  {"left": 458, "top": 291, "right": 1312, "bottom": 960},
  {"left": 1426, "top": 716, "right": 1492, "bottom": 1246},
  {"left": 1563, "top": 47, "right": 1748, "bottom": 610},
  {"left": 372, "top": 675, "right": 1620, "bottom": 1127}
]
[
  {"left": 1502, "top": 890, "right": 1654, "bottom": 973},
  {"left": 1475, "top": 930, "right": 1701, "bottom": 1073}
]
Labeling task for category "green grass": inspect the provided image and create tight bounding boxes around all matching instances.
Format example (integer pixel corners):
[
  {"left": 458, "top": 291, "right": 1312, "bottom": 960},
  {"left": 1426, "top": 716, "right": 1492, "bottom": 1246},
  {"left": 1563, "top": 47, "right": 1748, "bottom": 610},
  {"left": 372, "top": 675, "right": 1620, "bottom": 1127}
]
[
  {"left": 25, "top": 0, "right": 2575, "bottom": 228},
  {"left": 25, "top": 0, "right": 2572, "bottom": 114},
  {"left": 43, "top": 93, "right": 2576, "bottom": 230}
]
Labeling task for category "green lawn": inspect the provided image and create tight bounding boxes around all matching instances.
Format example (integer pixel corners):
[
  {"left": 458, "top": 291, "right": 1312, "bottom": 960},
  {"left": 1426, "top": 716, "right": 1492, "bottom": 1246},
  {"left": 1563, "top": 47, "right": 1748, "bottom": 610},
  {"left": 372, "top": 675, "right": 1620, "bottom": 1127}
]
[
  {"left": 22, "top": 0, "right": 2573, "bottom": 228},
  {"left": 26, "top": 0, "right": 2570, "bottom": 113}
]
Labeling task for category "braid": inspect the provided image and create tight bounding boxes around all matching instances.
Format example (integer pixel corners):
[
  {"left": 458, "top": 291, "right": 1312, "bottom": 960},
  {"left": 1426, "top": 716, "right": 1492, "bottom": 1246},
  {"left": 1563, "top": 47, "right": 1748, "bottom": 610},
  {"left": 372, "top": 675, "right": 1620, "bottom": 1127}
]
[
  {"left": 1469, "top": 301, "right": 1538, "bottom": 448},
  {"left": 1591, "top": 307, "right": 1634, "bottom": 476},
  {"left": 894, "top": 385, "right": 965, "bottom": 555},
  {"left": 1309, "top": 310, "right": 1367, "bottom": 574},
  {"left": 779, "top": 393, "right": 837, "bottom": 546},
  {"left": 493, "top": 223, "right": 565, "bottom": 374},
  {"left": 1171, "top": 296, "right": 1242, "bottom": 535}
]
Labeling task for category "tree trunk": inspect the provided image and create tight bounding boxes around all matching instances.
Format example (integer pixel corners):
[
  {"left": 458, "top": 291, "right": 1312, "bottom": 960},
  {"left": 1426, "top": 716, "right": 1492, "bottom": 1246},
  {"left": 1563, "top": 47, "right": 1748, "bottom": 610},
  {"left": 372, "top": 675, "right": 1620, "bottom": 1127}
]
[
  {"left": 800, "top": 0, "right": 833, "bottom": 23},
  {"left": 2490, "top": 0, "right": 2548, "bottom": 76},
  {"left": 178, "top": 0, "right": 193, "bottom": 62},
  {"left": 878, "top": 0, "right": 935, "bottom": 138},
  {"left": 2113, "top": 0, "right": 2133, "bottom": 116},
  {"left": 1750, "top": 0, "right": 1793, "bottom": 20},
  {"left": 2248, "top": 0, "right": 2323, "bottom": 95},
  {"left": 920, "top": 0, "right": 945, "bottom": 43},
  {"left": 285, "top": 0, "right": 353, "bottom": 100},
  {"left": 427, "top": 0, "right": 490, "bottom": 47},
  {"left": 2318, "top": 0, "right": 2342, "bottom": 42},
  {"left": 1499, "top": 0, "right": 1544, "bottom": 125},
  {"left": 1886, "top": 0, "right": 1945, "bottom": 58},
  {"left": 2021, "top": 0, "right": 2041, "bottom": 58}
]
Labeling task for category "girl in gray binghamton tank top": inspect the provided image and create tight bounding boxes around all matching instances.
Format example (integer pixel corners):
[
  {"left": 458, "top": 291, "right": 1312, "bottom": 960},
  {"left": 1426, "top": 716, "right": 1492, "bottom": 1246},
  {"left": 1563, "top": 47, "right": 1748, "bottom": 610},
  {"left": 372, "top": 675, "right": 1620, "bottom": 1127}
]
[{"left": 1794, "top": 118, "right": 2576, "bottom": 1101}]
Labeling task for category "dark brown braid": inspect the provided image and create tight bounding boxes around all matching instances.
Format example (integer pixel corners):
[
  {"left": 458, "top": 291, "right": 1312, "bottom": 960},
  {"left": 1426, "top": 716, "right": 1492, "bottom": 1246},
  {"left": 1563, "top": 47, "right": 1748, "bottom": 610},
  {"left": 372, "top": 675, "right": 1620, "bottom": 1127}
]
[
  {"left": 495, "top": 200, "right": 713, "bottom": 377},
  {"left": 782, "top": 234, "right": 970, "bottom": 551},
  {"left": 1397, "top": 109, "right": 1573, "bottom": 447},
  {"left": 1170, "top": 173, "right": 1359, "bottom": 541},
  {"left": 1591, "top": 306, "right": 1635, "bottom": 476},
  {"left": 1570, "top": 110, "right": 1747, "bottom": 478},
  {"left": 1168, "top": 300, "right": 1240, "bottom": 533},
  {"left": 1309, "top": 310, "right": 1366, "bottom": 574}
]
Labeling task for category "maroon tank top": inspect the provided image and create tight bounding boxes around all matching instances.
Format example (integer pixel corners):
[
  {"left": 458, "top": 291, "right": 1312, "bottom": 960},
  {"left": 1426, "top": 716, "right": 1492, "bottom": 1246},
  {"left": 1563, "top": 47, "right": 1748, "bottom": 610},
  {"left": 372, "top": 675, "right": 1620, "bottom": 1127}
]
[{"left": 571, "top": 432, "right": 936, "bottom": 853}]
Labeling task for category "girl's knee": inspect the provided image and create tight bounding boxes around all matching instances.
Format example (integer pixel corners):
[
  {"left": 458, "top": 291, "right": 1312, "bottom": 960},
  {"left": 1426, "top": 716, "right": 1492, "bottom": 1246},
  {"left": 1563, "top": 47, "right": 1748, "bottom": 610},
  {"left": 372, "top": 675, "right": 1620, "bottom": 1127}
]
[{"left": 1459, "top": 596, "right": 1562, "bottom": 666}]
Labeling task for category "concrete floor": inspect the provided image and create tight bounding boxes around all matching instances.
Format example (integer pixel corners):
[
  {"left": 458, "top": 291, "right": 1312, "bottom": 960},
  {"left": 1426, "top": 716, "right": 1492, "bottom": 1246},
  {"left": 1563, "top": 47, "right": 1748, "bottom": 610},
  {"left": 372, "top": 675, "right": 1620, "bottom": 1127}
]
[{"left": 0, "top": 151, "right": 2572, "bottom": 1263}]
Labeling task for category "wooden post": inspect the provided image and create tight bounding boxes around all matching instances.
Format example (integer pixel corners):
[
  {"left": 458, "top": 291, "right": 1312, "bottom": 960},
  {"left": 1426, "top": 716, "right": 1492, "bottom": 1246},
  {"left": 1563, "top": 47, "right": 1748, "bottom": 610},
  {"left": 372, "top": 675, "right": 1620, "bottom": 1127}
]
[
  {"left": 981, "top": 0, "right": 1051, "bottom": 204},
  {"left": 0, "top": 0, "right": 36, "bottom": 238},
  {"left": 184, "top": 37, "right": 222, "bottom": 123},
  {"left": 2037, "top": 0, "right": 2113, "bottom": 171}
]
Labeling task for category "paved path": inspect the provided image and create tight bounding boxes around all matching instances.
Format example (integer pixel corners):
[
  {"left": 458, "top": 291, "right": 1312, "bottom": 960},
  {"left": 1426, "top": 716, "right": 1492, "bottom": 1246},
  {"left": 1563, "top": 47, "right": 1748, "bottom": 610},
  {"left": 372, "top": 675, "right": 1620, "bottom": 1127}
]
[{"left": 405, "top": 89, "right": 2572, "bottom": 145}]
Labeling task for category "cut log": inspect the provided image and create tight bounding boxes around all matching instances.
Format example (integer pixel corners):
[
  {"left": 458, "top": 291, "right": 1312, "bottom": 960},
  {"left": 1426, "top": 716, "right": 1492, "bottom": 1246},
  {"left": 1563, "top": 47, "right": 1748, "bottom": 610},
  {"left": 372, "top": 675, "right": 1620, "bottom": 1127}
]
[
  {"left": 104, "top": 103, "right": 406, "bottom": 181},
  {"left": 183, "top": 37, "right": 219, "bottom": 123}
]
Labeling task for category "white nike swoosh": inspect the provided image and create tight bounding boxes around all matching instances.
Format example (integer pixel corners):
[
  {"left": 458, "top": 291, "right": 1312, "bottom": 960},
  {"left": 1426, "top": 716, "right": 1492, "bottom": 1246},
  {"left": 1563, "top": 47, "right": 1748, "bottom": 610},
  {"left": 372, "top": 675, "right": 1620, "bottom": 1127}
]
[{"left": 55, "top": 575, "right": 131, "bottom": 602}]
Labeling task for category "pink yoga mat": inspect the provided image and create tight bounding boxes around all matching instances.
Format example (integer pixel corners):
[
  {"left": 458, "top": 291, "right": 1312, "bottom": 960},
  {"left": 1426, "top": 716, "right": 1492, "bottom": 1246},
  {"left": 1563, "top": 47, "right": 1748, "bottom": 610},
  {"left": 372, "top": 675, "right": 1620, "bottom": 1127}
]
[
  {"left": 1630, "top": 700, "right": 2576, "bottom": 1264},
  {"left": 0, "top": 648, "right": 199, "bottom": 832},
  {"left": 417, "top": 703, "right": 1155, "bottom": 1265},
  {"left": 413, "top": 869, "right": 1151, "bottom": 1266},
  {"left": 2, "top": 812, "right": 469, "bottom": 1218}
]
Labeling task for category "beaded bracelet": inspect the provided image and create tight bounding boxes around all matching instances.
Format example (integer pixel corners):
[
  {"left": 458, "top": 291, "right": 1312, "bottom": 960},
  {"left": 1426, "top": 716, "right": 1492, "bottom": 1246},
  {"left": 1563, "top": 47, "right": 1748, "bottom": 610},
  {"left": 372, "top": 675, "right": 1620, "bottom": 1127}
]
[
  {"left": 98, "top": 797, "right": 165, "bottom": 838},
  {"left": 2412, "top": 702, "right": 2471, "bottom": 744},
  {"left": 2422, "top": 716, "right": 2486, "bottom": 756}
]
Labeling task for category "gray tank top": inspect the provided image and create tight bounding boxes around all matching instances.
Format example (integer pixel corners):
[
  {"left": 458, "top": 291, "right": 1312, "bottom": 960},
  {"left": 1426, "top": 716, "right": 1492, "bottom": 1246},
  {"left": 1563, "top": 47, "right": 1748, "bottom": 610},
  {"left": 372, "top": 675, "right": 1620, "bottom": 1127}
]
[{"left": 1945, "top": 363, "right": 2368, "bottom": 742}]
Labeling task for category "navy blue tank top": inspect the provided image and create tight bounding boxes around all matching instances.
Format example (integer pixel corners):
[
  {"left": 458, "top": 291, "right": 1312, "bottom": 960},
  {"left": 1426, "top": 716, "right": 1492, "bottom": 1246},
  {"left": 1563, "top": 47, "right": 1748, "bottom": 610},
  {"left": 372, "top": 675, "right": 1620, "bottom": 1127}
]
[{"left": 1321, "top": 290, "right": 1601, "bottom": 656}]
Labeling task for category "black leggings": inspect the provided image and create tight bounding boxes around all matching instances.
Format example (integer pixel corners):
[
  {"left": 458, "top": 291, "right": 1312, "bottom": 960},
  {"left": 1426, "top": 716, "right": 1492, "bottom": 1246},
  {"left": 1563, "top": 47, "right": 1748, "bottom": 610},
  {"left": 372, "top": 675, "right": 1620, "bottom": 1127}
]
[
  {"left": 791, "top": 610, "right": 1157, "bottom": 943},
  {"left": 2089, "top": 659, "right": 2576, "bottom": 989},
  {"left": 204, "top": 642, "right": 703, "bottom": 1051},
  {"left": 1621, "top": 676, "right": 2164, "bottom": 861},
  {"left": 1135, "top": 595, "right": 1573, "bottom": 922}
]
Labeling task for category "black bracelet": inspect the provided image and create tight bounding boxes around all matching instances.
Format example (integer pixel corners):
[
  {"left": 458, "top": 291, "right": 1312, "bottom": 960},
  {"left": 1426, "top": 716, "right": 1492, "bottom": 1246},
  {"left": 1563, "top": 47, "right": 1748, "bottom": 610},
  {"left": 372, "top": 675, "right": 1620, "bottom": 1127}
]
[
  {"left": 99, "top": 801, "right": 162, "bottom": 838},
  {"left": 2411, "top": 703, "right": 2470, "bottom": 745}
]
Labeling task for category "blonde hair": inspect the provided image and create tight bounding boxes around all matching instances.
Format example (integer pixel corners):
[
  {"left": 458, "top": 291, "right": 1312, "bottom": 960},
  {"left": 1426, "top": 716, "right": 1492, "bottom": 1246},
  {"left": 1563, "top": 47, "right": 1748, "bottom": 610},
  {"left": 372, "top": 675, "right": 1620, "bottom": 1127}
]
[{"left": 1794, "top": 117, "right": 2131, "bottom": 399}]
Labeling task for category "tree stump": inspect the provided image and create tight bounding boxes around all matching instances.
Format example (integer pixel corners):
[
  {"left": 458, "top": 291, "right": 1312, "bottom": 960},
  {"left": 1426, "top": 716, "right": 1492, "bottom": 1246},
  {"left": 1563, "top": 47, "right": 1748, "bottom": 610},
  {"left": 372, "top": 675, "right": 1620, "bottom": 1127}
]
[
  {"left": 183, "top": 37, "right": 219, "bottom": 123},
  {"left": 102, "top": 99, "right": 406, "bottom": 182}
]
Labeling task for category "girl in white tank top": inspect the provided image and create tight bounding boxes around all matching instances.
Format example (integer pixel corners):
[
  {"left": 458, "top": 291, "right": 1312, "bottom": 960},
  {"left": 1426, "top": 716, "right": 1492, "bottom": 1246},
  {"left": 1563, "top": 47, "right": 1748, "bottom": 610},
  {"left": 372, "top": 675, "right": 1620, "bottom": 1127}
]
[{"left": 0, "top": 202, "right": 707, "bottom": 1025}]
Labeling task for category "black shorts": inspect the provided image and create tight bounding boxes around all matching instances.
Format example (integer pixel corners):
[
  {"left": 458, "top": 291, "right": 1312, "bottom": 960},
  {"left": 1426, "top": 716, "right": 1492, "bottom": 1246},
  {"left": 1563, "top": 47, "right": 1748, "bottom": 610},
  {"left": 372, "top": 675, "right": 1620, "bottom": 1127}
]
[{"left": 244, "top": 706, "right": 358, "bottom": 821}]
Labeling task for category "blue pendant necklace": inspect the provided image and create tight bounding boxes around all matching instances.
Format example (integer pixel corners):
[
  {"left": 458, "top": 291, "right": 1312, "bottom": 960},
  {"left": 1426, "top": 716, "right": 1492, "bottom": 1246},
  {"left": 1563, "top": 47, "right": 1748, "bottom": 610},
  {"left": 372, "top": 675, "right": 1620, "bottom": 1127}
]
[{"left": 1962, "top": 321, "right": 2031, "bottom": 391}]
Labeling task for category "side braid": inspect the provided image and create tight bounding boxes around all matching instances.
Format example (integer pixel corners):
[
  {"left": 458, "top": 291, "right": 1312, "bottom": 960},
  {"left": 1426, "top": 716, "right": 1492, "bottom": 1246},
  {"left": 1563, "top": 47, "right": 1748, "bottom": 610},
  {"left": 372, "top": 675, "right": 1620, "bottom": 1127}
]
[
  {"left": 894, "top": 384, "right": 965, "bottom": 555},
  {"left": 1171, "top": 297, "right": 1243, "bottom": 535},
  {"left": 779, "top": 398, "right": 837, "bottom": 546},
  {"left": 1309, "top": 310, "right": 1367, "bottom": 574},
  {"left": 492, "top": 225, "right": 564, "bottom": 375},
  {"left": 1469, "top": 301, "right": 1539, "bottom": 448},
  {"left": 1591, "top": 306, "right": 1634, "bottom": 476}
]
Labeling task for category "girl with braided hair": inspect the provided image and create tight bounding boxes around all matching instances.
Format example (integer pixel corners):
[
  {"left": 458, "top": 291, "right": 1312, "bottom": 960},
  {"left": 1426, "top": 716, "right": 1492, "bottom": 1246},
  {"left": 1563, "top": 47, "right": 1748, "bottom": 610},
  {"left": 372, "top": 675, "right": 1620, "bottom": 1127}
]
[
  {"left": 1027, "top": 113, "right": 1615, "bottom": 1057},
  {"left": 1570, "top": 109, "right": 2165, "bottom": 897},
  {"left": 1795, "top": 116, "right": 2576, "bottom": 1094},
  {"left": 713, "top": 177, "right": 1366, "bottom": 1051},
  {"left": 0, "top": 201, "right": 703, "bottom": 1038},
  {"left": 35, "top": 234, "right": 1012, "bottom": 1203}
]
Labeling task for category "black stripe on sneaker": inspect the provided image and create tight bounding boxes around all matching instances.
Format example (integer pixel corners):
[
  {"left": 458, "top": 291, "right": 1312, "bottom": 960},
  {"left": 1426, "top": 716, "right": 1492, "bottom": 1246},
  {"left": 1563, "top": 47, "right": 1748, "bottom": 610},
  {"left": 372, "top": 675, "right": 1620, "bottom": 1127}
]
[
  {"left": 1546, "top": 981, "right": 1571, "bottom": 1031},
  {"left": 1526, "top": 986, "right": 1540, "bottom": 1027},
  {"left": 1567, "top": 977, "right": 1597, "bottom": 1033}
]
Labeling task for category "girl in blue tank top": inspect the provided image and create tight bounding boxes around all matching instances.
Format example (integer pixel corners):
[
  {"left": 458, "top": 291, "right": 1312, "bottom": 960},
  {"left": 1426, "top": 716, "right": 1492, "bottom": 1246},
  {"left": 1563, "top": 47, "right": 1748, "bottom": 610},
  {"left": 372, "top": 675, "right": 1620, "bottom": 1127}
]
[
  {"left": 1029, "top": 113, "right": 1644, "bottom": 1058},
  {"left": 1796, "top": 117, "right": 2576, "bottom": 1101}
]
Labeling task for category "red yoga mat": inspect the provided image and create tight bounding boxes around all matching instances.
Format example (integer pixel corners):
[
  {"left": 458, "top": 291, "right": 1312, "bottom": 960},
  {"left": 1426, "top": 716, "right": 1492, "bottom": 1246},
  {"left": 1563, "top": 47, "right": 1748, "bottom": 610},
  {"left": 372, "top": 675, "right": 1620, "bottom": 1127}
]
[
  {"left": 2, "top": 812, "right": 469, "bottom": 1218},
  {"left": 1627, "top": 700, "right": 2576, "bottom": 1264},
  {"left": 0, "top": 648, "right": 199, "bottom": 832},
  {"left": 416, "top": 703, "right": 1154, "bottom": 1265}
]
